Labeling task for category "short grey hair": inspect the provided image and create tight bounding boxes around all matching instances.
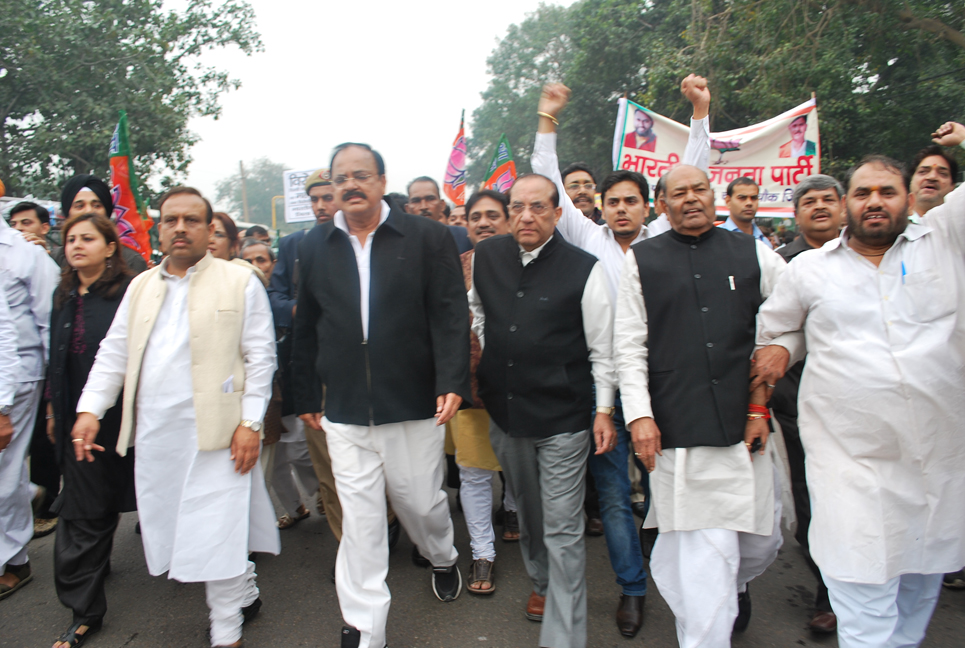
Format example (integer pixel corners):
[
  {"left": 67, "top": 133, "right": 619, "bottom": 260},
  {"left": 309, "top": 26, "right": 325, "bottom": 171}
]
[
  {"left": 240, "top": 237, "right": 275, "bottom": 261},
  {"left": 792, "top": 174, "right": 844, "bottom": 211}
]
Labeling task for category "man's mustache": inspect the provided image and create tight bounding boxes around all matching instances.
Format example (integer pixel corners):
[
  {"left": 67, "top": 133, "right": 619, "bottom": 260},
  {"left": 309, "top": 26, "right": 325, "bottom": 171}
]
[
  {"left": 475, "top": 225, "right": 496, "bottom": 235},
  {"left": 342, "top": 190, "right": 366, "bottom": 201}
]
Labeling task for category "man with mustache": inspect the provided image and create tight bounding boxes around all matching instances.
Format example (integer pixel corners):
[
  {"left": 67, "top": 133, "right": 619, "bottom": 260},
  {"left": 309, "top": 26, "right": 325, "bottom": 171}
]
[
  {"left": 755, "top": 122, "right": 965, "bottom": 648},
  {"left": 73, "top": 186, "right": 279, "bottom": 648},
  {"left": 530, "top": 76, "right": 711, "bottom": 639},
  {"left": 767, "top": 174, "right": 845, "bottom": 634},
  {"left": 721, "top": 177, "right": 773, "bottom": 248},
  {"left": 907, "top": 140, "right": 960, "bottom": 223},
  {"left": 615, "top": 163, "right": 790, "bottom": 647},
  {"left": 293, "top": 143, "right": 471, "bottom": 648},
  {"left": 560, "top": 163, "right": 602, "bottom": 223},
  {"left": 406, "top": 176, "right": 472, "bottom": 253}
]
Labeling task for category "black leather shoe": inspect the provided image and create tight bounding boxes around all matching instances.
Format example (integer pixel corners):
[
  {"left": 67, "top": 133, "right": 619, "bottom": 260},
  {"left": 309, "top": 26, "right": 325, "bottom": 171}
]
[
  {"left": 388, "top": 519, "right": 401, "bottom": 551},
  {"left": 639, "top": 526, "right": 658, "bottom": 560},
  {"left": 615, "top": 594, "right": 645, "bottom": 638},
  {"left": 431, "top": 565, "right": 462, "bottom": 602},
  {"left": 586, "top": 516, "right": 605, "bottom": 536},
  {"left": 631, "top": 501, "right": 648, "bottom": 519},
  {"left": 412, "top": 544, "right": 431, "bottom": 568},
  {"left": 341, "top": 625, "right": 361, "bottom": 648},
  {"left": 242, "top": 597, "right": 262, "bottom": 623},
  {"left": 733, "top": 586, "right": 751, "bottom": 633}
]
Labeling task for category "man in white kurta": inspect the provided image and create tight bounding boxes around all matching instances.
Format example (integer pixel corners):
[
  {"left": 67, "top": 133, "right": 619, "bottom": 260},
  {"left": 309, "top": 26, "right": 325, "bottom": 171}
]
[
  {"left": 615, "top": 164, "right": 797, "bottom": 648},
  {"left": 755, "top": 136, "right": 965, "bottom": 648},
  {"left": 0, "top": 216, "right": 59, "bottom": 598},
  {"left": 74, "top": 188, "right": 279, "bottom": 647}
]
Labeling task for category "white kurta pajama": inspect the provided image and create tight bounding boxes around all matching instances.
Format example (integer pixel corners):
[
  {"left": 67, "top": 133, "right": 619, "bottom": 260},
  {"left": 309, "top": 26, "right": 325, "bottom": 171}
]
[
  {"left": 756, "top": 181, "right": 965, "bottom": 648},
  {"left": 78, "top": 262, "right": 279, "bottom": 646},
  {"left": 0, "top": 218, "right": 58, "bottom": 573},
  {"left": 615, "top": 242, "right": 794, "bottom": 648}
]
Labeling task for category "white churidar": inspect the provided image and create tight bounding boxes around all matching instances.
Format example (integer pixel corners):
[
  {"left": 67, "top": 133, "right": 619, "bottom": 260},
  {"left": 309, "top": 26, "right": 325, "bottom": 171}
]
[
  {"left": 324, "top": 416, "right": 457, "bottom": 648},
  {"left": 205, "top": 560, "right": 260, "bottom": 646}
]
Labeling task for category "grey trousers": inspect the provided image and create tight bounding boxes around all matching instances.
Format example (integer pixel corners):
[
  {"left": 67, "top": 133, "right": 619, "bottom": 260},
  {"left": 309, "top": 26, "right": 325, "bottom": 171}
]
[{"left": 489, "top": 421, "right": 590, "bottom": 648}]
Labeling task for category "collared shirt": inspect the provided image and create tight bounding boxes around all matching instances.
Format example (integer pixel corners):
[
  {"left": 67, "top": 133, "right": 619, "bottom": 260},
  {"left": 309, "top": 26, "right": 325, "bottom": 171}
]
[
  {"left": 719, "top": 216, "right": 774, "bottom": 249},
  {"left": 646, "top": 214, "right": 672, "bottom": 236},
  {"left": 0, "top": 290, "right": 20, "bottom": 407},
  {"left": 333, "top": 200, "right": 391, "bottom": 340},
  {"left": 77, "top": 257, "right": 276, "bottom": 424},
  {"left": 467, "top": 238, "right": 617, "bottom": 408},
  {"left": 531, "top": 117, "right": 711, "bottom": 305},
  {"left": 755, "top": 180, "right": 965, "bottom": 583},
  {"left": 0, "top": 217, "right": 59, "bottom": 382}
]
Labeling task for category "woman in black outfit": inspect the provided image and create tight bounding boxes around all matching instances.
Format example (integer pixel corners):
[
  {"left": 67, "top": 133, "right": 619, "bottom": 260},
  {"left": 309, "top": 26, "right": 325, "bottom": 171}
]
[{"left": 48, "top": 213, "right": 136, "bottom": 648}]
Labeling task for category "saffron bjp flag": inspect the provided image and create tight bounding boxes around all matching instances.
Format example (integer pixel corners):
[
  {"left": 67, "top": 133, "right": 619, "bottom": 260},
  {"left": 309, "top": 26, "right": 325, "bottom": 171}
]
[
  {"left": 109, "top": 110, "right": 153, "bottom": 262},
  {"left": 482, "top": 134, "right": 517, "bottom": 193},
  {"left": 444, "top": 110, "right": 467, "bottom": 205},
  {"left": 613, "top": 97, "right": 820, "bottom": 217}
]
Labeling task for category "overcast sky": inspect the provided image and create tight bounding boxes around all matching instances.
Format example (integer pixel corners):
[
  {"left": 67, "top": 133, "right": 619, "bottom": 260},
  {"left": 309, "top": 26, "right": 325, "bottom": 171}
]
[{"left": 182, "top": 0, "right": 577, "bottom": 215}]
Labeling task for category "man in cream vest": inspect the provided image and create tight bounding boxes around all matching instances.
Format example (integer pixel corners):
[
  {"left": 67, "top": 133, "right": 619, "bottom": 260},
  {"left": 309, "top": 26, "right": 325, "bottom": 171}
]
[{"left": 72, "top": 187, "right": 279, "bottom": 648}]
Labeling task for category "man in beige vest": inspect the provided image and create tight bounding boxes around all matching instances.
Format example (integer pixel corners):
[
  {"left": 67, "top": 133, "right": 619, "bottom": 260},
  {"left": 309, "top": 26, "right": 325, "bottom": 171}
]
[{"left": 72, "top": 187, "right": 279, "bottom": 648}]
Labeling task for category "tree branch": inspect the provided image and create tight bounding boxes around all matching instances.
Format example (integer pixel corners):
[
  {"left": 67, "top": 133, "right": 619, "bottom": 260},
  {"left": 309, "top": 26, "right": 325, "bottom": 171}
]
[{"left": 898, "top": 11, "right": 965, "bottom": 50}]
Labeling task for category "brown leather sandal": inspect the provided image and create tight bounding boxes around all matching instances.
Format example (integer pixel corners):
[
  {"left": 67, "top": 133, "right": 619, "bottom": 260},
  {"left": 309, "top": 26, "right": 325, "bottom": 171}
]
[
  {"left": 467, "top": 559, "right": 496, "bottom": 595},
  {"left": 277, "top": 505, "right": 310, "bottom": 530}
]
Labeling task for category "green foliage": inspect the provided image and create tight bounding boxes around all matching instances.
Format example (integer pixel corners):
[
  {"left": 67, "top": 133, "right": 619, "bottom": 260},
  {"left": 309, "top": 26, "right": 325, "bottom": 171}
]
[
  {"left": 0, "top": 0, "right": 262, "bottom": 199},
  {"left": 215, "top": 157, "right": 287, "bottom": 228},
  {"left": 468, "top": 0, "right": 965, "bottom": 186}
]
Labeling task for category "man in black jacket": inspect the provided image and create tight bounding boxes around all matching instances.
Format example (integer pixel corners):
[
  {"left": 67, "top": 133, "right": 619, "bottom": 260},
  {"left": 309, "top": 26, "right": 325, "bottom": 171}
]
[
  {"left": 467, "top": 173, "right": 617, "bottom": 648},
  {"left": 293, "top": 143, "right": 471, "bottom": 648}
]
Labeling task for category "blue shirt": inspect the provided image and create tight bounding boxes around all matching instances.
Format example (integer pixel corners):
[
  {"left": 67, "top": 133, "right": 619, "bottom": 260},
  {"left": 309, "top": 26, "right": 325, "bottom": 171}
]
[{"left": 719, "top": 216, "right": 773, "bottom": 249}]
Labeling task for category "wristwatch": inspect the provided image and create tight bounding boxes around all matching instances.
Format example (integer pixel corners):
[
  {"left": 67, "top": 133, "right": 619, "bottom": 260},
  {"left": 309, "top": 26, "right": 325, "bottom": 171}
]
[
  {"left": 596, "top": 406, "right": 615, "bottom": 417},
  {"left": 0, "top": 405, "right": 11, "bottom": 417},
  {"left": 240, "top": 420, "right": 263, "bottom": 433}
]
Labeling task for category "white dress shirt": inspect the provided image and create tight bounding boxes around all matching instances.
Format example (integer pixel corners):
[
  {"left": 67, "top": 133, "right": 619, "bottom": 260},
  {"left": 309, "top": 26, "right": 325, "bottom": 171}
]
[
  {"left": 0, "top": 290, "right": 21, "bottom": 407},
  {"left": 531, "top": 117, "right": 711, "bottom": 305},
  {"left": 756, "top": 180, "right": 965, "bottom": 584},
  {"left": 0, "top": 217, "right": 59, "bottom": 382},
  {"left": 467, "top": 237, "right": 617, "bottom": 408},
  {"left": 333, "top": 200, "right": 391, "bottom": 340},
  {"left": 614, "top": 240, "right": 793, "bottom": 534}
]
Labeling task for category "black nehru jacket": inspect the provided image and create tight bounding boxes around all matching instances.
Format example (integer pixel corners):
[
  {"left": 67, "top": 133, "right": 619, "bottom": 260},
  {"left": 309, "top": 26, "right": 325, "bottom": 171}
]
[
  {"left": 632, "top": 226, "right": 762, "bottom": 449},
  {"left": 473, "top": 234, "right": 598, "bottom": 438},
  {"left": 291, "top": 205, "right": 472, "bottom": 426}
]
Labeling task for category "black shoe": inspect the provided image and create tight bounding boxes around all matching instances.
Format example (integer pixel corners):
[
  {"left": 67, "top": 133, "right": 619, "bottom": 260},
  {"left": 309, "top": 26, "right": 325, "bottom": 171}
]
[
  {"left": 341, "top": 625, "right": 361, "bottom": 648},
  {"left": 501, "top": 510, "right": 519, "bottom": 542},
  {"left": 631, "top": 501, "right": 648, "bottom": 519},
  {"left": 53, "top": 618, "right": 102, "bottom": 648},
  {"left": 135, "top": 521, "right": 141, "bottom": 535},
  {"left": 943, "top": 569, "right": 965, "bottom": 589},
  {"left": 639, "top": 526, "right": 658, "bottom": 560},
  {"left": 242, "top": 597, "right": 262, "bottom": 623},
  {"left": 733, "top": 586, "right": 751, "bottom": 633},
  {"left": 432, "top": 564, "right": 463, "bottom": 602},
  {"left": 388, "top": 518, "right": 401, "bottom": 551},
  {"left": 494, "top": 503, "right": 506, "bottom": 526},
  {"left": 586, "top": 516, "right": 605, "bottom": 536},
  {"left": 412, "top": 544, "right": 431, "bottom": 568}
]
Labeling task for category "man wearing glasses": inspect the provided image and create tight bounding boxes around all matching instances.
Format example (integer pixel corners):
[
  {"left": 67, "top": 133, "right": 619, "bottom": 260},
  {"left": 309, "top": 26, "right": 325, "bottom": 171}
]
[
  {"left": 292, "top": 143, "right": 471, "bottom": 648},
  {"left": 560, "top": 164, "right": 602, "bottom": 223},
  {"left": 468, "top": 173, "right": 617, "bottom": 648}
]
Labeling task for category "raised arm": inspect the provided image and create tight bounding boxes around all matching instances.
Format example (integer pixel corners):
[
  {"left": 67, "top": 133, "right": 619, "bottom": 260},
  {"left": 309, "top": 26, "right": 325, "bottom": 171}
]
[
  {"left": 922, "top": 122, "right": 965, "bottom": 253},
  {"left": 532, "top": 83, "right": 606, "bottom": 248},
  {"left": 680, "top": 74, "right": 711, "bottom": 172}
]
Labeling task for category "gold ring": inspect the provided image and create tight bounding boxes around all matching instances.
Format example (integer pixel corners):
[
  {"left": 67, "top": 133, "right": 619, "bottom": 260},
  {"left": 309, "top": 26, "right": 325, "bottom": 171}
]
[
  {"left": 72, "top": 438, "right": 85, "bottom": 444},
  {"left": 745, "top": 442, "right": 752, "bottom": 447}
]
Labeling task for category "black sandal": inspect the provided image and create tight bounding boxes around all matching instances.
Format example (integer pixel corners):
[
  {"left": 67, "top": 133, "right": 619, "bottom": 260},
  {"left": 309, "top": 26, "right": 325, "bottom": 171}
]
[{"left": 53, "top": 618, "right": 102, "bottom": 648}]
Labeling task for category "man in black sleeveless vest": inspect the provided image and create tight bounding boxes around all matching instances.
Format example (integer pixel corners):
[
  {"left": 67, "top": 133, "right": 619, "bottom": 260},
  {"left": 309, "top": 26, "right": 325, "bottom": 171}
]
[
  {"left": 468, "top": 174, "right": 617, "bottom": 648},
  {"left": 614, "top": 164, "right": 791, "bottom": 647}
]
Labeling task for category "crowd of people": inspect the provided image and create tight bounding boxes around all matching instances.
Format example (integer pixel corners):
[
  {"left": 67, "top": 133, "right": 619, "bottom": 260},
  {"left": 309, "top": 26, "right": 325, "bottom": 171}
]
[{"left": 0, "top": 74, "right": 963, "bottom": 648}]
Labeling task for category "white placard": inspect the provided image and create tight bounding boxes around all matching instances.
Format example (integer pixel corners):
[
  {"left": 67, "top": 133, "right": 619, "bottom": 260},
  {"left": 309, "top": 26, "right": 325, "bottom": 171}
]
[{"left": 283, "top": 168, "right": 319, "bottom": 224}]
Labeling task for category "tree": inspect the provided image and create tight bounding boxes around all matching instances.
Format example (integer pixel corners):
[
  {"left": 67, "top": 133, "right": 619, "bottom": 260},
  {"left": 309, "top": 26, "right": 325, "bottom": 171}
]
[
  {"left": 469, "top": 0, "right": 965, "bottom": 185},
  {"left": 0, "top": 0, "right": 262, "bottom": 199},
  {"left": 215, "top": 157, "right": 287, "bottom": 228}
]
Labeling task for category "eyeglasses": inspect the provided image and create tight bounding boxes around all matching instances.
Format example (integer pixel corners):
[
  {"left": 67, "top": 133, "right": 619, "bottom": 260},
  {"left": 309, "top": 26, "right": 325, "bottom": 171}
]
[
  {"left": 509, "top": 202, "right": 550, "bottom": 216},
  {"left": 332, "top": 172, "right": 375, "bottom": 187},
  {"left": 565, "top": 182, "right": 596, "bottom": 192}
]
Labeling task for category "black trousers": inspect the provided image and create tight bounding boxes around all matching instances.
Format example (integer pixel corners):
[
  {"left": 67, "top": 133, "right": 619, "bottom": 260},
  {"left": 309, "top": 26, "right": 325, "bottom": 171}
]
[
  {"left": 771, "top": 403, "right": 831, "bottom": 612},
  {"left": 54, "top": 515, "right": 120, "bottom": 624},
  {"left": 30, "top": 396, "right": 61, "bottom": 517}
]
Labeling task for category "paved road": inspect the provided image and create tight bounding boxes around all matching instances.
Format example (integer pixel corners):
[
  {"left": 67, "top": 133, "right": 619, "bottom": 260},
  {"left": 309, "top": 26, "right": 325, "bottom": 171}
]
[{"left": 3, "top": 485, "right": 963, "bottom": 648}]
